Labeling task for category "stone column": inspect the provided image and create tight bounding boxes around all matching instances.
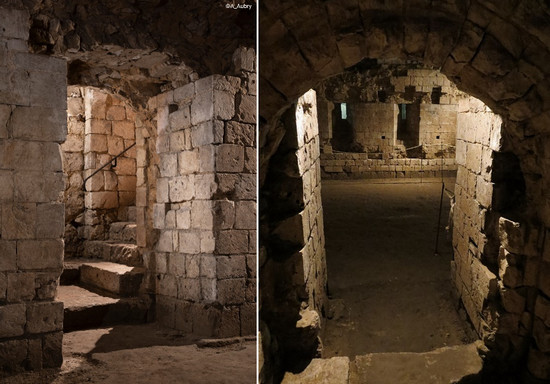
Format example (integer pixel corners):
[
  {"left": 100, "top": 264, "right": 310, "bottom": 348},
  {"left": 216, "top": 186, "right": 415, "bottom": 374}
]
[{"left": 0, "top": 5, "right": 66, "bottom": 371}]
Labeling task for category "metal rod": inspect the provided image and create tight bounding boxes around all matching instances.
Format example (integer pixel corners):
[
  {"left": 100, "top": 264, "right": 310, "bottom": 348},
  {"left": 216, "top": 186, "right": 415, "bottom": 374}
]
[
  {"left": 82, "top": 142, "right": 136, "bottom": 191},
  {"left": 434, "top": 181, "right": 445, "bottom": 256}
]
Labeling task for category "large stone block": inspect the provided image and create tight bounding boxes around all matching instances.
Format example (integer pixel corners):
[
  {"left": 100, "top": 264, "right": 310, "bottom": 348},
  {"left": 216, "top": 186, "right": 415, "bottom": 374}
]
[
  {"left": 225, "top": 121, "right": 255, "bottom": 146},
  {"left": 14, "top": 171, "right": 64, "bottom": 203},
  {"left": 28, "top": 69, "right": 66, "bottom": 108},
  {"left": 18, "top": 239, "right": 63, "bottom": 270},
  {"left": 85, "top": 191, "right": 118, "bottom": 209},
  {"left": 0, "top": 240, "right": 16, "bottom": 271},
  {"left": 216, "top": 255, "right": 247, "bottom": 279},
  {"left": 191, "top": 200, "right": 213, "bottom": 230},
  {"left": 169, "top": 175, "right": 195, "bottom": 202},
  {"left": 216, "top": 230, "right": 249, "bottom": 254},
  {"left": 217, "top": 278, "right": 246, "bottom": 305},
  {"left": 178, "top": 150, "right": 199, "bottom": 175},
  {"left": 42, "top": 331, "right": 63, "bottom": 368},
  {"left": 235, "top": 201, "right": 256, "bottom": 229},
  {"left": 179, "top": 231, "right": 201, "bottom": 254},
  {"left": 7, "top": 272, "right": 35, "bottom": 302},
  {"left": 26, "top": 301, "right": 64, "bottom": 334},
  {"left": 36, "top": 203, "right": 64, "bottom": 239},
  {"left": 0, "top": 303, "right": 25, "bottom": 338},
  {"left": 236, "top": 94, "right": 256, "bottom": 124},
  {"left": 169, "top": 108, "right": 191, "bottom": 130},
  {"left": 0, "top": 170, "right": 13, "bottom": 201},
  {"left": 216, "top": 144, "right": 244, "bottom": 173},
  {"left": 1, "top": 203, "right": 36, "bottom": 239},
  {"left": 112, "top": 120, "right": 135, "bottom": 139},
  {"left": 11, "top": 106, "right": 66, "bottom": 143}
]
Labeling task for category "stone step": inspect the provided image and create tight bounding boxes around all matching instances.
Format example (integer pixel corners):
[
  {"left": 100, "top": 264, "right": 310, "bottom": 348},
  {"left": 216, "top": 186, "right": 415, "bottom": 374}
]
[
  {"left": 58, "top": 285, "right": 150, "bottom": 332},
  {"left": 282, "top": 343, "right": 484, "bottom": 384},
  {"left": 350, "top": 343, "right": 484, "bottom": 384},
  {"left": 109, "top": 221, "right": 137, "bottom": 242},
  {"left": 282, "top": 357, "right": 350, "bottom": 384},
  {"left": 80, "top": 261, "right": 144, "bottom": 297},
  {"left": 83, "top": 240, "right": 141, "bottom": 266}
]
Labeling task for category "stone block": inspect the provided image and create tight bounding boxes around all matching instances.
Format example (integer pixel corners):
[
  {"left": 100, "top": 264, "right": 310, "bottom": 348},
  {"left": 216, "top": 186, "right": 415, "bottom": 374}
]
[
  {"left": 169, "top": 130, "right": 187, "bottom": 152},
  {"left": 232, "top": 46, "right": 255, "bottom": 73},
  {"left": 112, "top": 120, "right": 135, "bottom": 139},
  {"left": 28, "top": 69, "right": 66, "bottom": 108},
  {"left": 115, "top": 157, "right": 136, "bottom": 176},
  {"left": 499, "top": 217, "right": 525, "bottom": 255},
  {"left": 216, "top": 255, "right": 247, "bottom": 279},
  {"left": 0, "top": 241, "right": 16, "bottom": 271},
  {"left": 2, "top": 203, "right": 36, "bottom": 239},
  {"left": 0, "top": 338, "right": 29, "bottom": 372},
  {"left": 225, "top": 121, "right": 255, "bottom": 146},
  {"left": 178, "top": 277, "right": 201, "bottom": 301},
  {"left": 0, "top": 303, "right": 25, "bottom": 338},
  {"left": 174, "top": 300, "right": 193, "bottom": 333},
  {"left": 18, "top": 239, "right": 63, "bottom": 270},
  {"left": 213, "top": 90, "right": 235, "bottom": 120},
  {"left": 192, "top": 121, "right": 215, "bottom": 147},
  {"left": 217, "top": 278, "right": 246, "bottom": 305},
  {"left": 216, "top": 144, "right": 244, "bottom": 173},
  {"left": 179, "top": 231, "right": 201, "bottom": 254},
  {"left": 191, "top": 200, "right": 213, "bottom": 230},
  {"left": 176, "top": 206, "right": 191, "bottom": 229},
  {"left": 157, "top": 178, "right": 169, "bottom": 203},
  {"left": 7, "top": 272, "right": 35, "bottom": 302},
  {"left": 85, "top": 191, "right": 117, "bottom": 209},
  {"left": 194, "top": 174, "right": 216, "bottom": 199},
  {"left": 0, "top": 8, "right": 29, "bottom": 40},
  {"left": 168, "top": 253, "right": 186, "bottom": 277},
  {"left": 26, "top": 301, "right": 64, "bottom": 334},
  {"left": 36, "top": 203, "right": 64, "bottom": 239},
  {"left": 498, "top": 248, "right": 523, "bottom": 288},
  {"left": 42, "top": 331, "right": 63, "bottom": 368},
  {"left": 158, "top": 273, "right": 178, "bottom": 297},
  {"left": 107, "top": 136, "right": 124, "bottom": 156},
  {"left": 217, "top": 306, "right": 240, "bottom": 337},
  {"left": 159, "top": 152, "right": 178, "bottom": 177},
  {"left": 235, "top": 201, "right": 256, "bottom": 229},
  {"left": 214, "top": 200, "right": 235, "bottom": 230},
  {"left": 178, "top": 150, "right": 199, "bottom": 175},
  {"left": 216, "top": 230, "right": 249, "bottom": 254},
  {"left": 236, "top": 94, "right": 256, "bottom": 124},
  {"left": 191, "top": 84, "right": 213, "bottom": 125},
  {"left": 106, "top": 105, "right": 126, "bottom": 121},
  {"left": 156, "top": 230, "right": 176, "bottom": 253},
  {"left": 118, "top": 175, "right": 136, "bottom": 191},
  {"left": 174, "top": 82, "right": 194, "bottom": 104},
  {"left": 200, "top": 231, "right": 215, "bottom": 253},
  {"left": 200, "top": 255, "right": 217, "bottom": 278},
  {"left": 244, "top": 147, "right": 256, "bottom": 173},
  {"left": 14, "top": 171, "right": 64, "bottom": 203},
  {"left": 0, "top": 170, "right": 13, "bottom": 201},
  {"left": 169, "top": 108, "right": 191, "bottom": 130},
  {"left": 199, "top": 145, "right": 215, "bottom": 172},
  {"left": 67, "top": 97, "right": 84, "bottom": 117},
  {"left": 85, "top": 134, "right": 108, "bottom": 153},
  {"left": 169, "top": 175, "right": 195, "bottom": 202},
  {"left": 186, "top": 254, "right": 201, "bottom": 278}
]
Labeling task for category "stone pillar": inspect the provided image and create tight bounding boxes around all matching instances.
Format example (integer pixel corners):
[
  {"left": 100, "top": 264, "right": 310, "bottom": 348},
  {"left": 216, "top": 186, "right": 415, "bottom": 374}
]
[
  {"left": 150, "top": 54, "right": 256, "bottom": 337},
  {"left": 0, "top": 5, "right": 66, "bottom": 371}
]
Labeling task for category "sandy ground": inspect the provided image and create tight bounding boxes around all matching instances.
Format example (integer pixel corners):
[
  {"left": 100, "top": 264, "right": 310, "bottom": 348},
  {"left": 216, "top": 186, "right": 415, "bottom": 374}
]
[
  {"left": 2, "top": 323, "right": 256, "bottom": 384},
  {"left": 321, "top": 178, "right": 475, "bottom": 358}
]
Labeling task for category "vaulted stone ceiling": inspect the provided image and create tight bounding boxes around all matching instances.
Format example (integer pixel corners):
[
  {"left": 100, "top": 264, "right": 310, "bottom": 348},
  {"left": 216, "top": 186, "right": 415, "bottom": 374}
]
[{"left": 16, "top": 0, "right": 256, "bottom": 105}]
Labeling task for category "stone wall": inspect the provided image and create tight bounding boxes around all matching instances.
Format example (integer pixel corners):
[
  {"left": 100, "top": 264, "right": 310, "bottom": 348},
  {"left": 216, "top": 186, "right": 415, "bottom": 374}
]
[
  {"left": 0, "top": 5, "right": 66, "bottom": 371},
  {"left": 348, "top": 103, "right": 396, "bottom": 154},
  {"left": 62, "top": 86, "right": 85, "bottom": 257},
  {"left": 321, "top": 154, "right": 457, "bottom": 179},
  {"left": 451, "top": 96, "right": 502, "bottom": 341},
  {"left": 81, "top": 88, "right": 137, "bottom": 240},
  {"left": 149, "top": 49, "right": 256, "bottom": 338},
  {"left": 260, "top": 90, "right": 327, "bottom": 380}
]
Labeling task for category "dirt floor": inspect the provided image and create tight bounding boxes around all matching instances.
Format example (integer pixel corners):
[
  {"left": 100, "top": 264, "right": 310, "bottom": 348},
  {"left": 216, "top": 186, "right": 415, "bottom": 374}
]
[
  {"left": 2, "top": 323, "right": 256, "bottom": 384},
  {"left": 321, "top": 178, "right": 476, "bottom": 358}
]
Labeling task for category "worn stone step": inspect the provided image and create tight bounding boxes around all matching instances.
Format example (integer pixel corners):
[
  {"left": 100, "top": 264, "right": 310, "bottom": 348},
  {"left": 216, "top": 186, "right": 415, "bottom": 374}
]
[
  {"left": 109, "top": 221, "right": 137, "bottom": 242},
  {"left": 80, "top": 261, "right": 144, "bottom": 297},
  {"left": 83, "top": 240, "right": 141, "bottom": 266},
  {"left": 350, "top": 342, "right": 484, "bottom": 384},
  {"left": 282, "top": 357, "right": 350, "bottom": 384},
  {"left": 58, "top": 285, "right": 150, "bottom": 332}
]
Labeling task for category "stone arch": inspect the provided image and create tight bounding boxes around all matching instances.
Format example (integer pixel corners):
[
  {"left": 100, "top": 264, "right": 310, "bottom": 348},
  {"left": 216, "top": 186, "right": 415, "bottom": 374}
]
[{"left": 260, "top": 1, "right": 550, "bottom": 382}]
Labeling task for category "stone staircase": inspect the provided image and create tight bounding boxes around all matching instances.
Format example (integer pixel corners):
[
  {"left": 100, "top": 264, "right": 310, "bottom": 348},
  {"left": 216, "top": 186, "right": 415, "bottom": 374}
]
[
  {"left": 282, "top": 343, "right": 484, "bottom": 384},
  {"left": 59, "top": 207, "right": 150, "bottom": 332}
]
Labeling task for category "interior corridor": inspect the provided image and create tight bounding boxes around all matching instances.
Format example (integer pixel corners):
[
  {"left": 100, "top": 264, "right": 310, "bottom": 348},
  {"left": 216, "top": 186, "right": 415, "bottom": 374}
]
[{"left": 321, "top": 179, "right": 474, "bottom": 358}]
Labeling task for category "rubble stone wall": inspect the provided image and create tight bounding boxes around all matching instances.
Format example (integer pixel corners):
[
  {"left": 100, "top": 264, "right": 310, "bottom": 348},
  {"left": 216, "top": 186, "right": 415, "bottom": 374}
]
[
  {"left": 149, "top": 49, "right": 256, "bottom": 337},
  {"left": 0, "top": 5, "right": 66, "bottom": 372}
]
